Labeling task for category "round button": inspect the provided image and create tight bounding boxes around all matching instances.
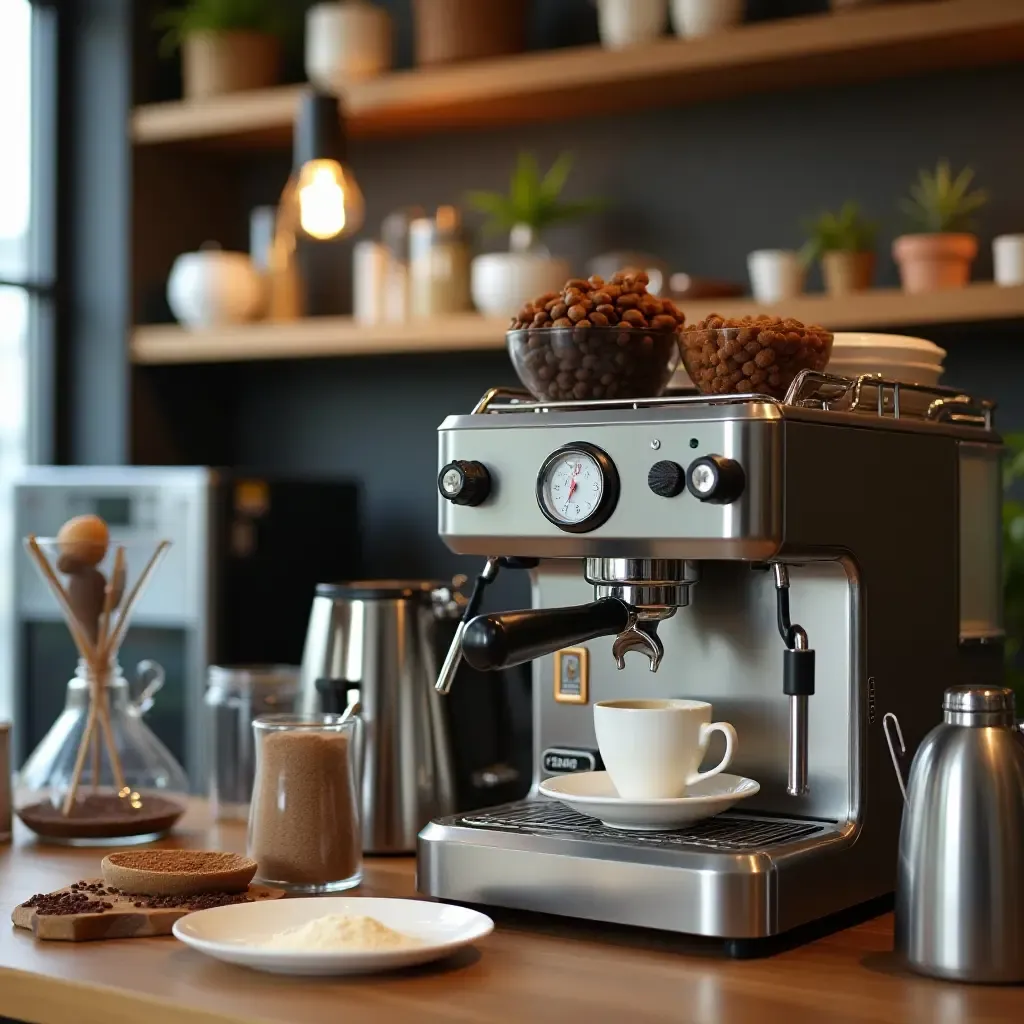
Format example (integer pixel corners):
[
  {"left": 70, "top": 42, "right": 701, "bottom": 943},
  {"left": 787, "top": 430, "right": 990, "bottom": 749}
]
[
  {"left": 438, "top": 461, "right": 491, "bottom": 506},
  {"left": 686, "top": 455, "right": 745, "bottom": 504},
  {"left": 648, "top": 460, "right": 686, "bottom": 498}
]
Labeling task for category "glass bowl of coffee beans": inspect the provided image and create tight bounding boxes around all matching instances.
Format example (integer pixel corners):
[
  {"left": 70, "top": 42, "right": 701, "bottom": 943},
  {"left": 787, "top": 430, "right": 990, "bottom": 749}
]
[
  {"left": 507, "top": 272, "right": 686, "bottom": 402},
  {"left": 678, "top": 314, "right": 833, "bottom": 399}
]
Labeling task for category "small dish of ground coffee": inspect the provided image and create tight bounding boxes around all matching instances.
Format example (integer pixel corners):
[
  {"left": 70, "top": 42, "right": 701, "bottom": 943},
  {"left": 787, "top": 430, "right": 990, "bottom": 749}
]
[
  {"left": 101, "top": 850, "right": 258, "bottom": 896},
  {"left": 247, "top": 714, "right": 361, "bottom": 893}
]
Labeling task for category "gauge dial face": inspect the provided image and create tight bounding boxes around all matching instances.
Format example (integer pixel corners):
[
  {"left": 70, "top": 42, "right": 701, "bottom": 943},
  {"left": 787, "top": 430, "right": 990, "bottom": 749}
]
[{"left": 537, "top": 443, "right": 618, "bottom": 532}]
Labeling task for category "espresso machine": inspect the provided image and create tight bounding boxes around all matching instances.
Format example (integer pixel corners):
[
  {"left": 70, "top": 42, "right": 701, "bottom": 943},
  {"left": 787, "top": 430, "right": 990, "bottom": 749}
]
[{"left": 418, "top": 371, "right": 1003, "bottom": 952}]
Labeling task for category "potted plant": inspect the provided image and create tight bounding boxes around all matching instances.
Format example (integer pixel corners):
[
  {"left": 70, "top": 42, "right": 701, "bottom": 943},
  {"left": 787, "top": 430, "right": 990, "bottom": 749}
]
[
  {"left": 157, "top": 0, "right": 287, "bottom": 101},
  {"left": 468, "top": 152, "right": 605, "bottom": 318},
  {"left": 800, "top": 202, "right": 878, "bottom": 296},
  {"left": 893, "top": 160, "right": 988, "bottom": 294}
]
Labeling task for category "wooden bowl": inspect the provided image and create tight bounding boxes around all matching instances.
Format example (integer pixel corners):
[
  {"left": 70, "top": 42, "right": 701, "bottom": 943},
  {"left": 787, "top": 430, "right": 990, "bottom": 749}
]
[{"left": 101, "top": 850, "right": 258, "bottom": 896}]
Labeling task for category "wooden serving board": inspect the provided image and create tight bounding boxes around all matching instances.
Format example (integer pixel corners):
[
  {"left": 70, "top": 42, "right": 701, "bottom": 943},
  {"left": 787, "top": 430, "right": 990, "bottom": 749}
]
[{"left": 12, "top": 879, "right": 284, "bottom": 942}]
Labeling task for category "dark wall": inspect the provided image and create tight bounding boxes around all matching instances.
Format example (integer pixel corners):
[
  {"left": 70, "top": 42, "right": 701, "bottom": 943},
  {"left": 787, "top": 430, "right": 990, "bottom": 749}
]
[
  {"left": 135, "top": 5, "right": 1024, "bottom": 601},
  {"left": 195, "top": 61, "right": 1024, "bottom": 601}
]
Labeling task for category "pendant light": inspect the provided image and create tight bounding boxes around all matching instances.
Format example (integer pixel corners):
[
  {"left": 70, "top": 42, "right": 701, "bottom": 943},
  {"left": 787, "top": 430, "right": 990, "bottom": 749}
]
[{"left": 268, "top": 90, "right": 365, "bottom": 319}]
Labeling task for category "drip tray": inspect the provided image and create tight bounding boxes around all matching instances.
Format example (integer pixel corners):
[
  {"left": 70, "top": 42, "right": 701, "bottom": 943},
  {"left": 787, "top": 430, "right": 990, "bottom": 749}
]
[{"left": 458, "top": 800, "right": 827, "bottom": 852}]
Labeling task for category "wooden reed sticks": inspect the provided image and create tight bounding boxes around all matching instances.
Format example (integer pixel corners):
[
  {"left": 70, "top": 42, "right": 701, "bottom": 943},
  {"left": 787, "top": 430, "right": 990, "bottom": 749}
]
[{"left": 25, "top": 536, "right": 168, "bottom": 815}]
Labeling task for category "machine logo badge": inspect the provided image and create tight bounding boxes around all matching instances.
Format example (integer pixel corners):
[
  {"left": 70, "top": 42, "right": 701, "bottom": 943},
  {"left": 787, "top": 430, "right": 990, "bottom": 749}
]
[
  {"left": 542, "top": 748, "right": 602, "bottom": 774},
  {"left": 554, "top": 647, "right": 589, "bottom": 704}
]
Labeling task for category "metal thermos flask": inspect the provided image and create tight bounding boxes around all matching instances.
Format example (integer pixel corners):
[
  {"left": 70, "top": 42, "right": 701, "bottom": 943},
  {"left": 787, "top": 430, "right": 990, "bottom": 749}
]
[{"left": 895, "top": 685, "right": 1024, "bottom": 983}]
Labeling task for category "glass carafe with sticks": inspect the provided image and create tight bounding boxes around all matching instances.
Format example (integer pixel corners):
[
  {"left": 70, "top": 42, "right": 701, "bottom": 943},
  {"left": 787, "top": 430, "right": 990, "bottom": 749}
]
[{"left": 16, "top": 515, "right": 189, "bottom": 844}]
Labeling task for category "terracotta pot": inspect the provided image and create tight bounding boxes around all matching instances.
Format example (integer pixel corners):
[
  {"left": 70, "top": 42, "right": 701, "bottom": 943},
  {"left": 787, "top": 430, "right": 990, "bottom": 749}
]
[
  {"left": 892, "top": 233, "right": 978, "bottom": 294},
  {"left": 182, "top": 31, "right": 282, "bottom": 100},
  {"left": 412, "top": 0, "right": 527, "bottom": 66},
  {"left": 821, "top": 250, "right": 875, "bottom": 296}
]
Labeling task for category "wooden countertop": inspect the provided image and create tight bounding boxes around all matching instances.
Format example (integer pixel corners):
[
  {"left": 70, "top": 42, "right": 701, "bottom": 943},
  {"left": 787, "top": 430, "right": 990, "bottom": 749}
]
[{"left": 0, "top": 803, "right": 1020, "bottom": 1024}]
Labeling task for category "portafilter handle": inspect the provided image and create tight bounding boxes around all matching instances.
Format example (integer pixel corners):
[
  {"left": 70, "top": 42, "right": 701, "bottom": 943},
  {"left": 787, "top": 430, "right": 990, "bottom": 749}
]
[{"left": 462, "top": 598, "right": 631, "bottom": 672}]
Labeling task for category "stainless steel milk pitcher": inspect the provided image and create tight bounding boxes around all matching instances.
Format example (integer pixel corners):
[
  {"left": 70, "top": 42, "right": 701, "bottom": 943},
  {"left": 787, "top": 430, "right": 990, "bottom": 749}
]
[{"left": 299, "top": 580, "right": 461, "bottom": 854}]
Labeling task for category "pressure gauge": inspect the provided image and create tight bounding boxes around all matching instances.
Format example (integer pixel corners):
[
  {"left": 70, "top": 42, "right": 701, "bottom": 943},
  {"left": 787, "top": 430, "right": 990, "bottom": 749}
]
[{"left": 536, "top": 442, "right": 620, "bottom": 533}]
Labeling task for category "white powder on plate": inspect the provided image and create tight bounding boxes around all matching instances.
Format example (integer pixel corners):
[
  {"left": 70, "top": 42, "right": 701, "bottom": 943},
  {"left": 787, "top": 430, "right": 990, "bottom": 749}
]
[{"left": 261, "top": 914, "right": 422, "bottom": 951}]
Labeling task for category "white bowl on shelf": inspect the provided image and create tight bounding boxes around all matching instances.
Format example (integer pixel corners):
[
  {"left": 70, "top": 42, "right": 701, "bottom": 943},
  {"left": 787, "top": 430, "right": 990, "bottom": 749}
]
[{"left": 167, "top": 249, "right": 265, "bottom": 329}]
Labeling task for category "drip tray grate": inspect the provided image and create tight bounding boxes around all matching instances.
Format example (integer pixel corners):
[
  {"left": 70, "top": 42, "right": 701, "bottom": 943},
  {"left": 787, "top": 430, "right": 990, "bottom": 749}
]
[{"left": 459, "top": 800, "right": 827, "bottom": 851}]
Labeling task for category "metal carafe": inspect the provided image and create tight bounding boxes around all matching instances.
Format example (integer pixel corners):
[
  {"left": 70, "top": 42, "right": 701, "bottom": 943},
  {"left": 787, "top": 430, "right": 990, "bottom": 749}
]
[
  {"left": 298, "top": 581, "right": 461, "bottom": 853},
  {"left": 894, "top": 685, "right": 1024, "bottom": 983}
]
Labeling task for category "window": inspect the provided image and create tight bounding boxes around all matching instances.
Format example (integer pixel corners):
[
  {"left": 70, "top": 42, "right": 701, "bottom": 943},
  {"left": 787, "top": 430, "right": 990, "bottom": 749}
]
[{"left": 0, "top": 0, "right": 57, "bottom": 720}]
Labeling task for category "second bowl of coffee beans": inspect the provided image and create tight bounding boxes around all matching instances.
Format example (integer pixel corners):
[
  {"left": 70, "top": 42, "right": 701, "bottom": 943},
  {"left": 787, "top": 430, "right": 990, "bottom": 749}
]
[
  {"left": 507, "top": 272, "right": 686, "bottom": 402},
  {"left": 679, "top": 314, "right": 834, "bottom": 399}
]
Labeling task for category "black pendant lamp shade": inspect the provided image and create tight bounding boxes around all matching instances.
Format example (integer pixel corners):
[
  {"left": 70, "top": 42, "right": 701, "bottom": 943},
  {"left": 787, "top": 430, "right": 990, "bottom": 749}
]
[{"left": 293, "top": 89, "right": 348, "bottom": 171}]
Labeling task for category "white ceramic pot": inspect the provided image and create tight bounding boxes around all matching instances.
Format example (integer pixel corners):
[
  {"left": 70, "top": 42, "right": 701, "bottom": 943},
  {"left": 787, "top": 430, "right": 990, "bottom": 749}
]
[
  {"left": 471, "top": 253, "right": 572, "bottom": 318},
  {"left": 305, "top": 1, "right": 392, "bottom": 91},
  {"left": 596, "top": 0, "right": 667, "bottom": 49},
  {"left": 167, "top": 249, "right": 264, "bottom": 328},
  {"left": 746, "top": 249, "right": 804, "bottom": 304},
  {"left": 993, "top": 235, "right": 1024, "bottom": 287},
  {"left": 670, "top": 0, "right": 744, "bottom": 38}
]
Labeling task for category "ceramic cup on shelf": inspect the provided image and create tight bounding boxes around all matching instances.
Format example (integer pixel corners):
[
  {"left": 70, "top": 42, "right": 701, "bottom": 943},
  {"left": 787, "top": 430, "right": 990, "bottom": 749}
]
[
  {"left": 305, "top": 1, "right": 392, "bottom": 91},
  {"left": 593, "top": 699, "right": 737, "bottom": 800},
  {"left": 670, "top": 0, "right": 744, "bottom": 38},
  {"left": 596, "top": 0, "right": 668, "bottom": 49},
  {"left": 167, "top": 246, "right": 265, "bottom": 329},
  {"left": 747, "top": 249, "right": 804, "bottom": 304},
  {"left": 993, "top": 235, "right": 1024, "bottom": 287}
]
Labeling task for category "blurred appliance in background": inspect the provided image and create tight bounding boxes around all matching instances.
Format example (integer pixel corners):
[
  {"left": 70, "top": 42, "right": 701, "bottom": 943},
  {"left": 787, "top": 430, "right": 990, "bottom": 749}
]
[
  {"left": 12, "top": 467, "right": 361, "bottom": 790},
  {"left": 300, "top": 580, "right": 529, "bottom": 852}
]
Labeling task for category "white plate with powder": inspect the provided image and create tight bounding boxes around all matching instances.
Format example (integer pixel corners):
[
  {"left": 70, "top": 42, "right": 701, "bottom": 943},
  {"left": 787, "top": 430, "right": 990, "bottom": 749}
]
[{"left": 172, "top": 897, "right": 494, "bottom": 975}]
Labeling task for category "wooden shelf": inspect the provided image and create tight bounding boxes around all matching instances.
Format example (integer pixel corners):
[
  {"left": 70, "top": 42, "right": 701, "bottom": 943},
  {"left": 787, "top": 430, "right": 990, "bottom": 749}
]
[
  {"left": 131, "top": 284, "right": 1024, "bottom": 365},
  {"left": 131, "top": 0, "right": 1024, "bottom": 147},
  {"left": 130, "top": 314, "right": 510, "bottom": 364}
]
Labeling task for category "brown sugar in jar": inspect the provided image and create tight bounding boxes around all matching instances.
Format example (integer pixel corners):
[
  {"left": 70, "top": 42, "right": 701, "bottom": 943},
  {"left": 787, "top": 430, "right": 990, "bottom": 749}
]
[{"left": 247, "top": 716, "right": 362, "bottom": 893}]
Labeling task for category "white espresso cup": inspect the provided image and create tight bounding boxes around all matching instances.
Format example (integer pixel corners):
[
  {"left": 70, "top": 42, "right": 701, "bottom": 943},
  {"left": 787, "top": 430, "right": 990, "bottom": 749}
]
[{"left": 594, "top": 699, "right": 737, "bottom": 800}]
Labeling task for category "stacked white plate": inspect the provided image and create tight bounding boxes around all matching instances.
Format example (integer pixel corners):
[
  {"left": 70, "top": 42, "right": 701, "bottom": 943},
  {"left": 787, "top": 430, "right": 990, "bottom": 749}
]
[{"left": 827, "top": 333, "right": 947, "bottom": 387}]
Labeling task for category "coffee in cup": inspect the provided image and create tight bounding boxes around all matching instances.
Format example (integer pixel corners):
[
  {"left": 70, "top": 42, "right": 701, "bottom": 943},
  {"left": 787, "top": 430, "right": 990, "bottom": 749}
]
[{"left": 594, "top": 699, "right": 737, "bottom": 800}]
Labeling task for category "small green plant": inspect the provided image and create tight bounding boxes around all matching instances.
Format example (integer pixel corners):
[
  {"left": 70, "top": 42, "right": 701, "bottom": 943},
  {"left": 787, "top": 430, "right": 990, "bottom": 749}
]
[
  {"left": 1004, "top": 433, "right": 1024, "bottom": 703},
  {"left": 899, "top": 159, "right": 988, "bottom": 234},
  {"left": 467, "top": 152, "right": 605, "bottom": 244},
  {"left": 156, "top": 0, "right": 289, "bottom": 54},
  {"left": 799, "top": 201, "right": 877, "bottom": 266}
]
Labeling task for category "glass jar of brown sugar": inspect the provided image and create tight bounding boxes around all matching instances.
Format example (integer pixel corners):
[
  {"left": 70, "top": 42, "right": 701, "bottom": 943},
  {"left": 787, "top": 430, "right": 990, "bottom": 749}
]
[{"left": 247, "top": 714, "right": 362, "bottom": 893}]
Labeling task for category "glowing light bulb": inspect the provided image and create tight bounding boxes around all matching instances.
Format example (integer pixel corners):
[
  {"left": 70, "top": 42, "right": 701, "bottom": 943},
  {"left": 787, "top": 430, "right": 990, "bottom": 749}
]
[{"left": 296, "top": 159, "right": 364, "bottom": 240}]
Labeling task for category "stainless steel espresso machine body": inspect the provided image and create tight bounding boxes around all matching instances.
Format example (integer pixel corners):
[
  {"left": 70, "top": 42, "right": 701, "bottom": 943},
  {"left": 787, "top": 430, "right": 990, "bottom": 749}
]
[{"left": 418, "top": 372, "right": 1003, "bottom": 947}]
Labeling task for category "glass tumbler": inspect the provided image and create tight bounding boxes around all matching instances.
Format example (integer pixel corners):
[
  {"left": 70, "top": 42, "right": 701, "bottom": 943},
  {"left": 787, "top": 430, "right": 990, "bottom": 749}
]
[{"left": 247, "top": 714, "right": 362, "bottom": 893}]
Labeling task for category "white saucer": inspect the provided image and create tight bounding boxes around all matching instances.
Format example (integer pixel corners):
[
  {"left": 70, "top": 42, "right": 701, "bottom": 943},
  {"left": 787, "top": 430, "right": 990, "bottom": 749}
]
[
  {"left": 172, "top": 897, "right": 493, "bottom": 976},
  {"left": 538, "top": 771, "right": 760, "bottom": 831}
]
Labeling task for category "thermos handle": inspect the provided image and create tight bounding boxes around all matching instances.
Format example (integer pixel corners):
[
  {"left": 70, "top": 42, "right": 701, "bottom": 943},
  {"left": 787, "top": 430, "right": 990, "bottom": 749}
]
[{"left": 883, "top": 712, "right": 908, "bottom": 803}]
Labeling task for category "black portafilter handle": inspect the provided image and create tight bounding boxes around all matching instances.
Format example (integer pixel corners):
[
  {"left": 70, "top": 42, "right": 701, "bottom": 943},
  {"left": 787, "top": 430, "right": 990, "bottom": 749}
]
[{"left": 461, "top": 598, "right": 631, "bottom": 671}]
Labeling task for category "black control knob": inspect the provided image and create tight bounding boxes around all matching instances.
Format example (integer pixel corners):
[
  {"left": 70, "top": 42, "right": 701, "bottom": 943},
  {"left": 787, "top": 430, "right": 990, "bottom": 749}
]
[
  {"left": 438, "top": 460, "right": 491, "bottom": 506},
  {"left": 686, "top": 455, "right": 745, "bottom": 504},
  {"left": 648, "top": 460, "right": 686, "bottom": 498}
]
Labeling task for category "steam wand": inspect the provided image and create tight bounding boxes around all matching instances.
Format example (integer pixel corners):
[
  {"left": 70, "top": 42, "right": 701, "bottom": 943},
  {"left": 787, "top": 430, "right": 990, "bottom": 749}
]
[
  {"left": 435, "top": 556, "right": 539, "bottom": 694},
  {"left": 773, "top": 563, "right": 815, "bottom": 797}
]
